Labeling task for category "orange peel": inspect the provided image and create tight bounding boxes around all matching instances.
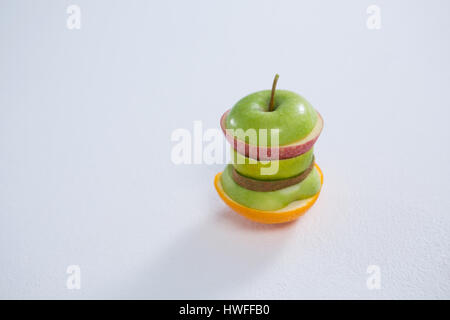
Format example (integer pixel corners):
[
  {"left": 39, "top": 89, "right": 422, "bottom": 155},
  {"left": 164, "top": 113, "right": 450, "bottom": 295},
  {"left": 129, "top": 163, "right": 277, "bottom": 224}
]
[{"left": 214, "top": 164, "right": 323, "bottom": 224}]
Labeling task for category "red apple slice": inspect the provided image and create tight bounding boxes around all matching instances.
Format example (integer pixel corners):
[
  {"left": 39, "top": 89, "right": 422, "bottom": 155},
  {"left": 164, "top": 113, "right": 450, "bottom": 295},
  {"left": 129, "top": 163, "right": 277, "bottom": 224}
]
[{"left": 220, "top": 109, "right": 323, "bottom": 160}]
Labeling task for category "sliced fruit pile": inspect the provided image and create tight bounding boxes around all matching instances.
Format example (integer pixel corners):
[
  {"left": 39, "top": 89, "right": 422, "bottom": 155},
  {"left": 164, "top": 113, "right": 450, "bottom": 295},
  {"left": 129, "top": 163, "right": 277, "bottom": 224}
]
[{"left": 214, "top": 75, "right": 324, "bottom": 224}]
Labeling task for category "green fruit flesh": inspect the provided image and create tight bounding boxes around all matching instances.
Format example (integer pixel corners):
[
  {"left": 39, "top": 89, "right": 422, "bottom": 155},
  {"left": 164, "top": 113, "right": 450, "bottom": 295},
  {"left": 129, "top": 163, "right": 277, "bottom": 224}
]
[
  {"left": 225, "top": 90, "right": 318, "bottom": 146},
  {"left": 220, "top": 164, "right": 321, "bottom": 211},
  {"left": 231, "top": 147, "right": 314, "bottom": 181}
]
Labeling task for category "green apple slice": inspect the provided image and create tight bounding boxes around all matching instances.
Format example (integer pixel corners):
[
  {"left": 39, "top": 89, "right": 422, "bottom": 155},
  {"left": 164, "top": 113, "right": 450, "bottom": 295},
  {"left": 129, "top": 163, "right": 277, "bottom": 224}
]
[
  {"left": 220, "top": 164, "right": 321, "bottom": 211},
  {"left": 231, "top": 147, "right": 314, "bottom": 180}
]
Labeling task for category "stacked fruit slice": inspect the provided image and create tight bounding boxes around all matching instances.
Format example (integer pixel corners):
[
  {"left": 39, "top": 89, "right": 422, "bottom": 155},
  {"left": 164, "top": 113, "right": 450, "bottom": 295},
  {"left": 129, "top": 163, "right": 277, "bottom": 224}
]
[{"left": 214, "top": 75, "right": 324, "bottom": 224}]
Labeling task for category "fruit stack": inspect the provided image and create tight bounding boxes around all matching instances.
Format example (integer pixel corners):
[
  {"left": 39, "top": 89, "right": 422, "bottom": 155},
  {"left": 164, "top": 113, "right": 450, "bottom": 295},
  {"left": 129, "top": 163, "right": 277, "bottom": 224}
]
[{"left": 214, "top": 75, "right": 324, "bottom": 224}]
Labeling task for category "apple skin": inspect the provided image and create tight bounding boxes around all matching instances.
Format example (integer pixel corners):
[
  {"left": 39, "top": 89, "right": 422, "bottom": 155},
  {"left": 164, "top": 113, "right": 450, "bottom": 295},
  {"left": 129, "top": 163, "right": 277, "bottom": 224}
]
[
  {"left": 221, "top": 109, "right": 323, "bottom": 161},
  {"left": 231, "top": 147, "right": 314, "bottom": 181},
  {"left": 225, "top": 90, "right": 318, "bottom": 145},
  {"left": 220, "top": 164, "right": 321, "bottom": 211}
]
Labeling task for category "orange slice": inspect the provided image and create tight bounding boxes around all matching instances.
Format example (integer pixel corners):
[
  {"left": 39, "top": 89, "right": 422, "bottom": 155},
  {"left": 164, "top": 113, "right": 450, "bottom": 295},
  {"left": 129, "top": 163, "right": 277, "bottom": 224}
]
[{"left": 214, "top": 164, "right": 323, "bottom": 224}]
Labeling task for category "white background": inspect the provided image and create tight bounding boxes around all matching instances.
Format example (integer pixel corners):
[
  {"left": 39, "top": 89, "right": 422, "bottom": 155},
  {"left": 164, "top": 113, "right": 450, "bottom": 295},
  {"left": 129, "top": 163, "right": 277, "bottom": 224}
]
[{"left": 1, "top": 0, "right": 449, "bottom": 299}]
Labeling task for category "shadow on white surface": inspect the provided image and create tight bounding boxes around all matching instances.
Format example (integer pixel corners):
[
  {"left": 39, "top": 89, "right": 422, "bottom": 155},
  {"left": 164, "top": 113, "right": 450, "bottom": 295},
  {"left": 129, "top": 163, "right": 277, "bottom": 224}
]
[{"left": 121, "top": 208, "right": 298, "bottom": 299}]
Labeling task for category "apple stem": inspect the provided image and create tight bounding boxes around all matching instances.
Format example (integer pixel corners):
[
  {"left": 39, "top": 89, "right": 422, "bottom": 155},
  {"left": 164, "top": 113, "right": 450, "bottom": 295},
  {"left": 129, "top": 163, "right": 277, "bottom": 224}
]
[{"left": 269, "top": 74, "right": 279, "bottom": 112}]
